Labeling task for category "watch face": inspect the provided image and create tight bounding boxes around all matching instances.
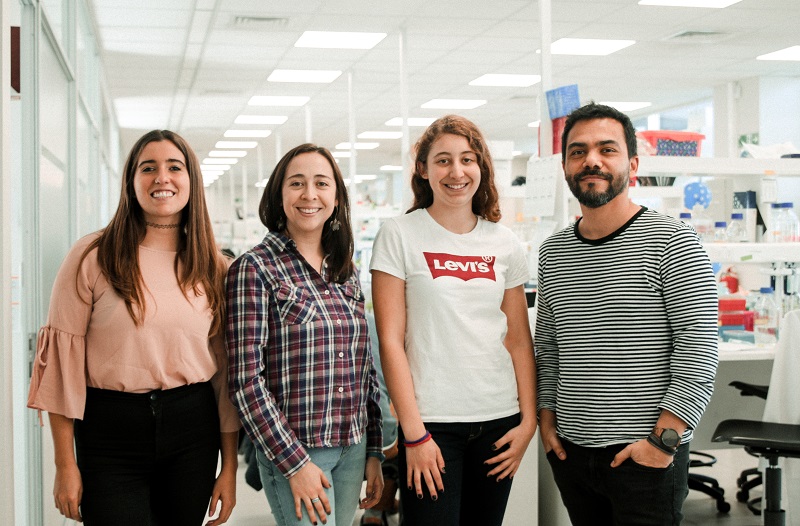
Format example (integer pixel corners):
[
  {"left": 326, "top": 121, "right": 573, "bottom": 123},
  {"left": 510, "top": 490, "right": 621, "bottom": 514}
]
[{"left": 661, "top": 428, "right": 680, "bottom": 448}]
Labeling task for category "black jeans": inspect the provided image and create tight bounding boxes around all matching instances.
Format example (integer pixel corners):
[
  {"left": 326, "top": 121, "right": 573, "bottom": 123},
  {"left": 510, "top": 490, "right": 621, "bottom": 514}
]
[
  {"left": 398, "top": 413, "right": 520, "bottom": 526},
  {"left": 546, "top": 438, "right": 690, "bottom": 526},
  {"left": 74, "top": 382, "right": 220, "bottom": 526}
]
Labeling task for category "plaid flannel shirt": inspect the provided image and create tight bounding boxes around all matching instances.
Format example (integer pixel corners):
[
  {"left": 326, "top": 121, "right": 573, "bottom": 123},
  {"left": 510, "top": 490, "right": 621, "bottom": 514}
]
[{"left": 226, "top": 232, "right": 382, "bottom": 477}]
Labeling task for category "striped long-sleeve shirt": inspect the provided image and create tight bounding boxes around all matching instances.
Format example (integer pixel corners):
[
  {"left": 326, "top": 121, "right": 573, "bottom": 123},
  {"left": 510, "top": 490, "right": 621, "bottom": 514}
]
[
  {"left": 535, "top": 207, "right": 718, "bottom": 446},
  {"left": 226, "top": 232, "right": 382, "bottom": 477}
]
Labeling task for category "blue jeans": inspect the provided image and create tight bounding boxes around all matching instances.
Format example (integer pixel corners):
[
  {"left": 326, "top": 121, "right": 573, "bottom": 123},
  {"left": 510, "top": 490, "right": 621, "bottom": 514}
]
[
  {"left": 257, "top": 440, "right": 366, "bottom": 526},
  {"left": 398, "top": 414, "right": 520, "bottom": 526},
  {"left": 546, "top": 438, "right": 690, "bottom": 525}
]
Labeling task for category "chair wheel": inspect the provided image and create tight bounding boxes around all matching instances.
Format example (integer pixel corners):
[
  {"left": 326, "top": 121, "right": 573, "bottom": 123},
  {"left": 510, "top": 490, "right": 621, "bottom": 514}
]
[
  {"left": 717, "top": 500, "right": 731, "bottom": 513},
  {"left": 736, "top": 489, "right": 749, "bottom": 502}
]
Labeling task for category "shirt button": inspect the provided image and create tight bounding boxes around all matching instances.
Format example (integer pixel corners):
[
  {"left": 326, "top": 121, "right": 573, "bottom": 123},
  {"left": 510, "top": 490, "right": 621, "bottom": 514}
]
[
  {"left": 150, "top": 393, "right": 157, "bottom": 401},
  {"left": 338, "top": 352, "right": 344, "bottom": 358},
  {"left": 324, "top": 290, "right": 330, "bottom": 295},
  {"left": 338, "top": 387, "right": 344, "bottom": 393},
  {"left": 336, "top": 319, "right": 342, "bottom": 325}
]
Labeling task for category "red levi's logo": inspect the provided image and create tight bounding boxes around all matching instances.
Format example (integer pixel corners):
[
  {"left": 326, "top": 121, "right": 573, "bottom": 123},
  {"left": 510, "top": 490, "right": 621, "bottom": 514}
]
[{"left": 423, "top": 252, "right": 497, "bottom": 281}]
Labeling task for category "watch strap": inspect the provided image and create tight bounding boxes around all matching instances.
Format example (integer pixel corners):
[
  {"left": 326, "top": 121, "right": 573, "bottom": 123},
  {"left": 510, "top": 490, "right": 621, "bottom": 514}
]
[{"left": 647, "top": 432, "right": 677, "bottom": 456}]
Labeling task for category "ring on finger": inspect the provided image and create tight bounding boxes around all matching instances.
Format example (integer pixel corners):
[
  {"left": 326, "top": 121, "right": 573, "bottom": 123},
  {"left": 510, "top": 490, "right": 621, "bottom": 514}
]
[{"left": 311, "top": 497, "right": 321, "bottom": 503}]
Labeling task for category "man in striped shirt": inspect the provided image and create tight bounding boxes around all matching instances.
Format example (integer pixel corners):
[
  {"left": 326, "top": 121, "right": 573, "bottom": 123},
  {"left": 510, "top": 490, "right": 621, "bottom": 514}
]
[{"left": 535, "top": 103, "right": 718, "bottom": 525}]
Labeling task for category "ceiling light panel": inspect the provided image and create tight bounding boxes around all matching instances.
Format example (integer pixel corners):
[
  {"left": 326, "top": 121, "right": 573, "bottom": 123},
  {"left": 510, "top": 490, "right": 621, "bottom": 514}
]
[
  {"left": 332, "top": 151, "right": 352, "bottom": 158},
  {"left": 385, "top": 117, "right": 437, "bottom": 127},
  {"left": 551, "top": 38, "right": 635, "bottom": 56},
  {"left": 295, "top": 31, "right": 388, "bottom": 49},
  {"left": 224, "top": 129, "right": 272, "bottom": 138},
  {"left": 380, "top": 165, "right": 403, "bottom": 171},
  {"left": 638, "top": 0, "right": 742, "bottom": 7},
  {"left": 208, "top": 150, "right": 247, "bottom": 157},
  {"left": 421, "top": 99, "right": 487, "bottom": 109},
  {"left": 268, "top": 69, "right": 342, "bottom": 83},
  {"left": 234, "top": 115, "right": 289, "bottom": 125},
  {"left": 358, "top": 131, "right": 403, "bottom": 139},
  {"left": 215, "top": 141, "right": 258, "bottom": 149},
  {"left": 600, "top": 101, "right": 653, "bottom": 111},
  {"left": 336, "top": 142, "right": 380, "bottom": 150},
  {"left": 248, "top": 96, "right": 310, "bottom": 107},
  {"left": 203, "top": 158, "right": 239, "bottom": 164},
  {"left": 757, "top": 46, "right": 800, "bottom": 61},
  {"left": 469, "top": 74, "right": 542, "bottom": 87}
]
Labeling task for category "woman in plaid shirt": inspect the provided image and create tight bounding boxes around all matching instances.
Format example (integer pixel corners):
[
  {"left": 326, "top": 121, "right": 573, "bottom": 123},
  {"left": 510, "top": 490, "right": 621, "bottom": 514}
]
[{"left": 226, "top": 144, "right": 383, "bottom": 526}]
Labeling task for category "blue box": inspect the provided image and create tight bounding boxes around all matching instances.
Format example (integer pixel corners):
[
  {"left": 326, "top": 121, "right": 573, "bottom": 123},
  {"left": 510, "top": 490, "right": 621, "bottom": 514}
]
[{"left": 545, "top": 84, "right": 580, "bottom": 120}]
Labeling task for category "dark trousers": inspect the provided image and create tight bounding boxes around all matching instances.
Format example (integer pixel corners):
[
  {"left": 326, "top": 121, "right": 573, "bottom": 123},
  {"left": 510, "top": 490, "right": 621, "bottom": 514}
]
[
  {"left": 74, "top": 382, "right": 221, "bottom": 526},
  {"left": 398, "top": 413, "right": 520, "bottom": 526},
  {"left": 546, "top": 438, "right": 690, "bottom": 526}
]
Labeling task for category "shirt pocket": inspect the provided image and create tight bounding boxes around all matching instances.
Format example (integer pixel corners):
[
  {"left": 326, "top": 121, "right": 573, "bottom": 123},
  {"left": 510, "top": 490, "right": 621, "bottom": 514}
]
[
  {"left": 274, "top": 284, "right": 318, "bottom": 325},
  {"left": 339, "top": 281, "right": 366, "bottom": 317}
]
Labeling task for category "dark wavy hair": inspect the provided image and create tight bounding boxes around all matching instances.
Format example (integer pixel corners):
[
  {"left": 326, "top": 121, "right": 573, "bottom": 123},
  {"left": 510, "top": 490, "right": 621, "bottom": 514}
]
[
  {"left": 258, "top": 143, "right": 355, "bottom": 284},
  {"left": 79, "top": 130, "right": 227, "bottom": 335},
  {"left": 408, "top": 114, "right": 501, "bottom": 222},
  {"left": 561, "top": 102, "right": 638, "bottom": 162}
]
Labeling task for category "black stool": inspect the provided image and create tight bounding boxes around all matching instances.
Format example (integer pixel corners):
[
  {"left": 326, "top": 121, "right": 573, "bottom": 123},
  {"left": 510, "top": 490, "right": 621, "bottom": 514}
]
[
  {"left": 729, "top": 381, "right": 770, "bottom": 514},
  {"left": 713, "top": 419, "right": 800, "bottom": 526}
]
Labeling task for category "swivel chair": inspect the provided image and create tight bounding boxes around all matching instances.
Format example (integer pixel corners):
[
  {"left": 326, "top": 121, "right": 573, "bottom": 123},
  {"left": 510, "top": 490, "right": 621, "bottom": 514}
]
[
  {"left": 729, "top": 381, "right": 770, "bottom": 514},
  {"left": 687, "top": 451, "right": 730, "bottom": 513},
  {"left": 713, "top": 419, "right": 800, "bottom": 526}
]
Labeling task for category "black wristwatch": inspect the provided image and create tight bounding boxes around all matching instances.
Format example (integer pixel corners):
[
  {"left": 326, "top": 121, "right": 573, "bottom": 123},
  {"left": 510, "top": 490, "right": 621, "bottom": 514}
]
[{"left": 647, "top": 427, "right": 681, "bottom": 455}]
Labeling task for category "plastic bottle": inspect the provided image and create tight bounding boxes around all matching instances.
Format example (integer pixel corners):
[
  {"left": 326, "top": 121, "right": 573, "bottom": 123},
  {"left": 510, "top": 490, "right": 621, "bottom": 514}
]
[
  {"left": 691, "top": 206, "right": 714, "bottom": 243},
  {"left": 779, "top": 202, "right": 800, "bottom": 242},
  {"left": 753, "top": 287, "right": 780, "bottom": 346},
  {"left": 768, "top": 202, "right": 785, "bottom": 242},
  {"left": 712, "top": 221, "right": 728, "bottom": 242},
  {"left": 726, "top": 213, "right": 747, "bottom": 242},
  {"left": 679, "top": 212, "right": 692, "bottom": 225}
]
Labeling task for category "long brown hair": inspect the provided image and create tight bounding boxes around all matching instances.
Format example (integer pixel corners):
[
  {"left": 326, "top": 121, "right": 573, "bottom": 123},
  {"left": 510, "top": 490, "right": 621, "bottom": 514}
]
[
  {"left": 258, "top": 143, "right": 355, "bottom": 284},
  {"left": 408, "top": 114, "right": 501, "bottom": 222},
  {"left": 80, "top": 130, "right": 227, "bottom": 335}
]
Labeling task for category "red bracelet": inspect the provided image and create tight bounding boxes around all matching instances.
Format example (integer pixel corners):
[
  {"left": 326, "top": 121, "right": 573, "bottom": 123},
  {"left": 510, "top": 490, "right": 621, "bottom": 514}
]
[{"left": 404, "top": 431, "right": 432, "bottom": 447}]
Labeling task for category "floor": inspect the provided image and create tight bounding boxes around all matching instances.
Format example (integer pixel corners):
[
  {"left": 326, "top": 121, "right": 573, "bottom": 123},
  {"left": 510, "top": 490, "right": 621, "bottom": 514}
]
[{"left": 225, "top": 448, "right": 763, "bottom": 526}]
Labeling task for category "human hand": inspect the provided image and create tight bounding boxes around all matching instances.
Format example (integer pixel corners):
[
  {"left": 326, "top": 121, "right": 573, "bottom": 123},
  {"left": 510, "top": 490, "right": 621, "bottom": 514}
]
[
  {"left": 53, "top": 462, "right": 83, "bottom": 522},
  {"left": 360, "top": 457, "right": 384, "bottom": 509},
  {"left": 288, "top": 461, "right": 332, "bottom": 524},
  {"left": 610, "top": 439, "right": 673, "bottom": 469},
  {"left": 539, "top": 409, "right": 566, "bottom": 460},
  {"left": 205, "top": 466, "right": 237, "bottom": 525},
  {"left": 405, "top": 439, "right": 445, "bottom": 500},
  {"left": 485, "top": 422, "right": 536, "bottom": 481}
]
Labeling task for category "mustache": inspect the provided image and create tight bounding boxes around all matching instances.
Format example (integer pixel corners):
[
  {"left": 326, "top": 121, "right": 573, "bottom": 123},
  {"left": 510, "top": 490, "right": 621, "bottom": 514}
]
[{"left": 575, "top": 168, "right": 612, "bottom": 182}]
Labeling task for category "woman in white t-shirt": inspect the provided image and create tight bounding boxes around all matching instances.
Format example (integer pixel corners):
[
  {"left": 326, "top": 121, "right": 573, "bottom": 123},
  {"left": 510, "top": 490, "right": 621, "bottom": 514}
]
[{"left": 369, "top": 115, "right": 537, "bottom": 525}]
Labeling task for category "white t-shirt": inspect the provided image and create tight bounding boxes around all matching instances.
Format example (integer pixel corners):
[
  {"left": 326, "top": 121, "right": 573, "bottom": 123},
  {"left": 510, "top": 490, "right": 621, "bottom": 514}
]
[{"left": 370, "top": 209, "right": 530, "bottom": 422}]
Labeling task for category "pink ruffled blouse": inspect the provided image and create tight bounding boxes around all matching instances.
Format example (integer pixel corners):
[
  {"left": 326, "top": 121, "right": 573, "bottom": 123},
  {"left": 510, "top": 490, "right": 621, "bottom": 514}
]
[{"left": 27, "top": 233, "right": 240, "bottom": 432}]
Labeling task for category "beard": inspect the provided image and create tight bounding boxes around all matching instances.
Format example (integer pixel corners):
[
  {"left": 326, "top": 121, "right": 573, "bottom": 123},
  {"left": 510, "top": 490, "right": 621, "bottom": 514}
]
[{"left": 566, "top": 167, "right": 629, "bottom": 209}]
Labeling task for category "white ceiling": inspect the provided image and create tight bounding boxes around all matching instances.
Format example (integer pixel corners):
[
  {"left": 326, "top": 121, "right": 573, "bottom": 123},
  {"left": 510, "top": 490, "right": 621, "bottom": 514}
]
[{"left": 88, "top": 0, "right": 800, "bottom": 184}]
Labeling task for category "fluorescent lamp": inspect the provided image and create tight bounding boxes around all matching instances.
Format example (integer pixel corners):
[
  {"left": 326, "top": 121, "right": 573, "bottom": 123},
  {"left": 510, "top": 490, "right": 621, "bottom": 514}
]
[
  {"left": 358, "top": 131, "right": 403, "bottom": 139},
  {"left": 336, "top": 142, "right": 380, "bottom": 150},
  {"left": 380, "top": 165, "right": 403, "bottom": 171},
  {"left": 248, "top": 96, "right": 309, "bottom": 107},
  {"left": 268, "top": 69, "right": 342, "bottom": 83},
  {"left": 421, "top": 99, "right": 486, "bottom": 110},
  {"left": 469, "top": 74, "right": 541, "bottom": 87},
  {"left": 255, "top": 179, "right": 268, "bottom": 188},
  {"left": 215, "top": 141, "right": 258, "bottom": 149},
  {"left": 200, "top": 170, "right": 224, "bottom": 177},
  {"left": 757, "top": 46, "right": 800, "bottom": 61},
  {"left": 295, "top": 31, "right": 387, "bottom": 49},
  {"left": 234, "top": 115, "right": 288, "bottom": 125},
  {"left": 551, "top": 38, "right": 635, "bottom": 56},
  {"left": 224, "top": 129, "right": 272, "bottom": 138},
  {"left": 638, "top": 0, "right": 742, "bottom": 7},
  {"left": 201, "top": 164, "right": 230, "bottom": 171},
  {"left": 512, "top": 151, "right": 522, "bottom": 157},
  {"left": 208, "top": 150, "right": 247, "bottom": 157},
  {"left": 332, "top": 151, "right": 352, "bottom": 158},
  {"left": 385, "top": 117, "right": 436, "bottom": 127},
  {"left": 356, "top": 174, "right": 378, "bottom": 181},
  {"left": 599, "top": 101, "right": 652, "bottom": 111},
  {"left": 528, "top": 120, "right": 541, "bottom": 128},
  {"left": 202, "top": 158, "right": 238, "bottom": 165}
]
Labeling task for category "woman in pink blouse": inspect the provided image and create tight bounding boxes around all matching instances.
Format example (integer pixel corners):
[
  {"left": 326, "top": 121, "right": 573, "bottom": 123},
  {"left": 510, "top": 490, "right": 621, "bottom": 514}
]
[{"left": 27, "top": 130, "right": 240, "bottom": 525}]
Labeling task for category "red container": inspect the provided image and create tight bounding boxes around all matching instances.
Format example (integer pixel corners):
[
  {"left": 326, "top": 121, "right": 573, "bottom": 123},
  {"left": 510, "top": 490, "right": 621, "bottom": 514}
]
[
  {"left": 638, "top": 130, "right": 705, "bottom": 157},
  {"left": 719, "top": 298, "right": 746, "bottom": 312}
]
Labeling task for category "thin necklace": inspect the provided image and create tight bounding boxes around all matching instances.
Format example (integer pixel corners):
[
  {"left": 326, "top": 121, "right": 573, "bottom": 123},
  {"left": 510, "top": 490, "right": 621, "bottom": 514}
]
[{"left": 146, "top": 221, "right": 181, "bottom": 229}]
